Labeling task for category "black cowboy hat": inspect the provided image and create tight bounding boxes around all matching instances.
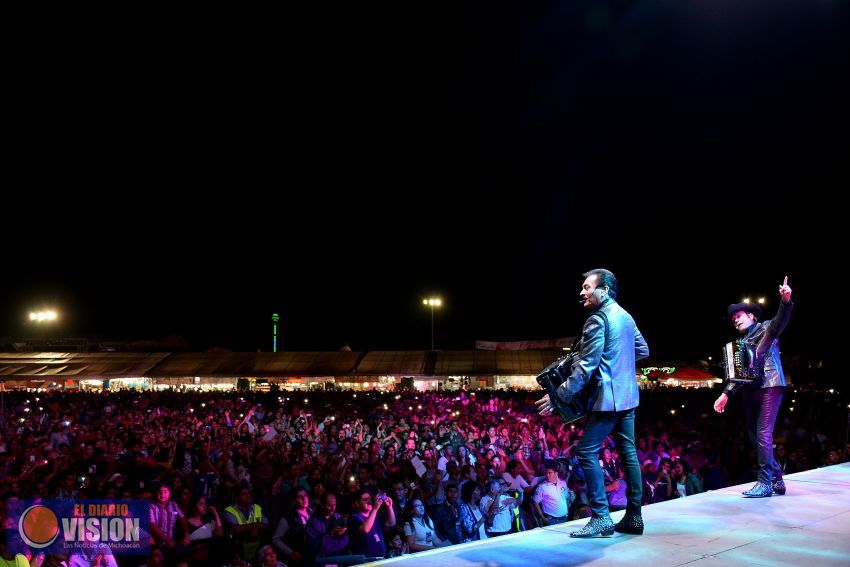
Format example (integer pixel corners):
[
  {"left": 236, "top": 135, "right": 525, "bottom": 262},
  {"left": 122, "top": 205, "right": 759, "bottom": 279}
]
[{"left": 727, "top": 302, "right": 762, "bottom": 320}]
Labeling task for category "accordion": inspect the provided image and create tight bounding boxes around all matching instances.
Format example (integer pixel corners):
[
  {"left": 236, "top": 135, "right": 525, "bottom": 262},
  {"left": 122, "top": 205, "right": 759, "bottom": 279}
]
[
  {"left": 536, "top": 351, "right": 592, "bottom": 424},
  {"left": 722, "top": 339, "right": 757, "bottom": 383}
]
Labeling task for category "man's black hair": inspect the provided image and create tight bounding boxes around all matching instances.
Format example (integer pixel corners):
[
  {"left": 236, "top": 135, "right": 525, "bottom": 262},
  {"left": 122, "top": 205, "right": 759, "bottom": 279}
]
[{"left": 583, "top": 268, "right": 618, "bottom": 300}]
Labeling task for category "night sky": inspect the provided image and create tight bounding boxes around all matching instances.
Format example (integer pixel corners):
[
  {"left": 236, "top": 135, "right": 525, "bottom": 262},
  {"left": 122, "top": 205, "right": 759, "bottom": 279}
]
[{"left": 3, "top": 3, "right": 848, "bottom": 372}]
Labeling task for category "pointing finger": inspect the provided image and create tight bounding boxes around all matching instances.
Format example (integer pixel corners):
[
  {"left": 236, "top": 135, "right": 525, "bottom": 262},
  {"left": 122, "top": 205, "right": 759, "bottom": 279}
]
[{"left": 783, "top": 276, "right": 788, "bottom": 286}]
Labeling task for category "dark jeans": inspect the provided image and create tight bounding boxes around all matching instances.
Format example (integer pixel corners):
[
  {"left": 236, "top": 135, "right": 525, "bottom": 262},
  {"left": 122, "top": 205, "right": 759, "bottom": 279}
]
[
  {"left": 744, "top": 386, "right": 784, "bottom": 484},
  {"left": 576, "top": 408, "right": 642, "bottom": 519}
]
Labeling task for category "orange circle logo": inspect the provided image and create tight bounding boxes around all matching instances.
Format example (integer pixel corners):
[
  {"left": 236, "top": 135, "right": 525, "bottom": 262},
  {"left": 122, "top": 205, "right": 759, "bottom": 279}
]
[{"left": 19, "top": 505, "right": 60, "bottom": 548}]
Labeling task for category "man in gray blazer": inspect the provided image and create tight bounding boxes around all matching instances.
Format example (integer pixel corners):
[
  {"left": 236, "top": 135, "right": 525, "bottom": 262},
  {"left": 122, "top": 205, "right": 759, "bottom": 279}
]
[{"left": 538, "top": 268, "right": 649, "bottom": 537}]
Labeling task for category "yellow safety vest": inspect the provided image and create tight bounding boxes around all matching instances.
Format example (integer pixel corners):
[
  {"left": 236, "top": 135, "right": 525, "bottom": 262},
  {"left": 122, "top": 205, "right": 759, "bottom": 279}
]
[{"left": 224, "top": 504, "right": 263, "bottom": 560}]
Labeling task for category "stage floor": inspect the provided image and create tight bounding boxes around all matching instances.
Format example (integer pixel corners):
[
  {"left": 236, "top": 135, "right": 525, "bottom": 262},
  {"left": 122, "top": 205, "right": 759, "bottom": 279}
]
[{"left": 368, "top": 463, "right": 850, "bottom": 567}]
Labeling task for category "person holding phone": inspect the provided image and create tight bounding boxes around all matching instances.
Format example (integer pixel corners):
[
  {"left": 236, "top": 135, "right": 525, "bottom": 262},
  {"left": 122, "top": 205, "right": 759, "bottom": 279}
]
[
  {"left": 650, "top": 459, "right": 674, "bottom": 503},
  {"left": 479, "top": 479, "right": 518, "bottom": 538},
  {"left": 306, "top": 492, "right": 349, "bottom": 561},
  {"left": 347, "top": 489, "right": 396, "bottom": 559}
]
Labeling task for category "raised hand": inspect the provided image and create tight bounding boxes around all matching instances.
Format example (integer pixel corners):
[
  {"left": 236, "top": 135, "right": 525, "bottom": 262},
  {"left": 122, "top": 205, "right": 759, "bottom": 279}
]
[{"left": 779, "top": 276, "right": 792, "bottom": 303}]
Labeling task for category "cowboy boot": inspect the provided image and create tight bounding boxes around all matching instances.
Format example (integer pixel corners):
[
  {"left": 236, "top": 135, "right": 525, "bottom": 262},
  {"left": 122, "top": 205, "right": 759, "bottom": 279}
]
[
  {"left": 742, "top": 481, "right": 772, "bottom": 498},
  {"left": 570, "top": 515, "right": 615, "bottom": 538},
  {"left": 614, "top": 514, "right": 644, "bottom": 535}
]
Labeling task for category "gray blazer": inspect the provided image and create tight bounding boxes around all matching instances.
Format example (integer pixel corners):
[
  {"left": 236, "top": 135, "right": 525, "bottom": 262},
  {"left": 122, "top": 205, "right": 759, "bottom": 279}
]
[{"left": 556, "top": 298, "right": 649, "bottom": 412}]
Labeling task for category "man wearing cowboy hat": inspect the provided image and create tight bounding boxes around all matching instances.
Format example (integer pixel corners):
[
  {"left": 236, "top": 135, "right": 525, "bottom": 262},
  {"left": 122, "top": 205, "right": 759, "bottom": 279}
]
[{"left": 714, "top": 276, "right": 793, "bottom": 498}]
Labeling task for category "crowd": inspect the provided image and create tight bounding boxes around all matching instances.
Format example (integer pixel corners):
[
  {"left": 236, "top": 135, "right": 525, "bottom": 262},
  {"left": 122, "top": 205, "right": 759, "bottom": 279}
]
[{"left": 0, "top": 385, "right": 847, "bottom": 566}]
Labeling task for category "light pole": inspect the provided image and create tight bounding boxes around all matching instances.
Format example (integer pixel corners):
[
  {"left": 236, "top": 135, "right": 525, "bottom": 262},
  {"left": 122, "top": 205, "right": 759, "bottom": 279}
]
[
  {"left": 423, "top": 297, "right": 442, "bottom": 351},
  {"left": 272, "top": 313, "right": 280, "bottom": 352}
]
